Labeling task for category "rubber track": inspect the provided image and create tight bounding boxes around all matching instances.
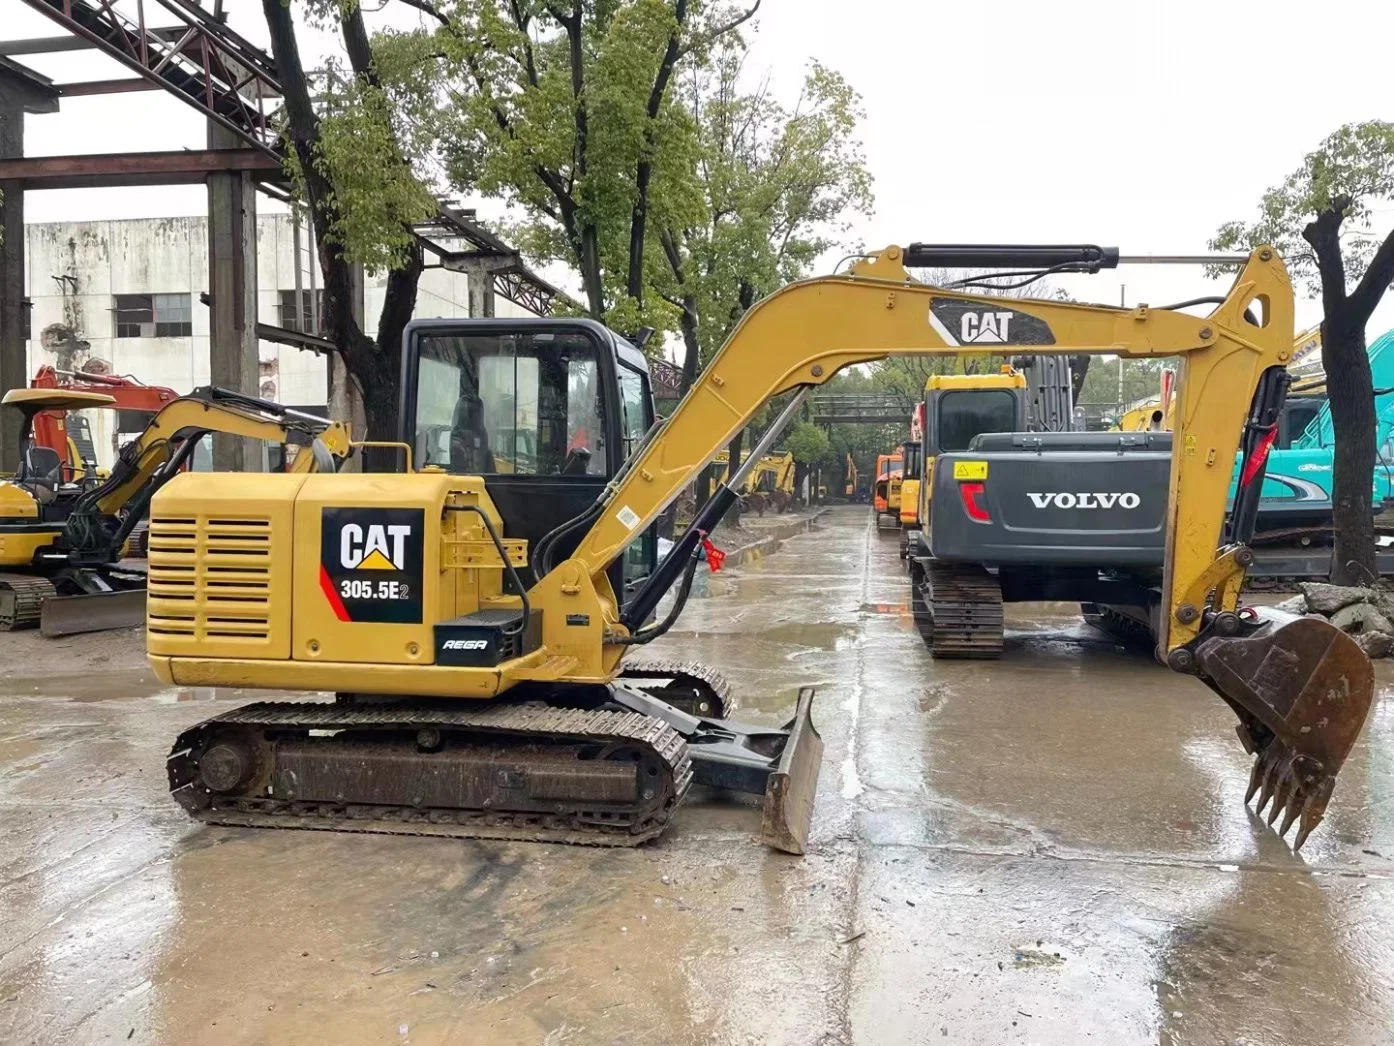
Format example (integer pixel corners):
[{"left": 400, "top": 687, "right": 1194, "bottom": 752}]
[
  {"left": 169, "top": 701, "right": 692, "bottom": 847},
  {"left": 0, "top": 575, "right": 55, "bottom": 631},
  {"left": 1082, "top": 605, "right": 1155, "bottom": 649},
  {"left": 618, "top": 659, "right": 733, "bottom": 718},
  {"left": 909, "top": 567, "right": 934, "bottom": 643},
  {"left": 126, "top": 520, "right": 150, "bottom": 558},
  {"left": 926, "top": 561, "right": 1004, "bottom": 659}
]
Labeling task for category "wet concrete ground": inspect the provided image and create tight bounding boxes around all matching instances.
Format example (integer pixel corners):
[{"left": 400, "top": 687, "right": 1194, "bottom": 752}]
[{"left": 3, "top": 504, "right": 1394, "bottom": 1044}]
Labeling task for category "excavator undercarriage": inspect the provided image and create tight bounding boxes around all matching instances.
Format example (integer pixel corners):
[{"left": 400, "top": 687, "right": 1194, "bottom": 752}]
[{"left": 168, "top": 663, "right": 821, "bottom": 851}]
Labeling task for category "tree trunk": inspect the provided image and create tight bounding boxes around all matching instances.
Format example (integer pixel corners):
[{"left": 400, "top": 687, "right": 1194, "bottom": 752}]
[
  {"left": 579, "top": 225, "right": 605, "bottom": 318},
  {"left": 1323, "top": 317, "right": 1379, "bottom": 583},
  {"left": 262, "top": 0, "right": 422, "bottom": 454},
  {"left": 793, "top": 461, "right": 810, "bottom": 504},
  {"left": 678, "top": 293, "right": 701, "bottom": 393}
]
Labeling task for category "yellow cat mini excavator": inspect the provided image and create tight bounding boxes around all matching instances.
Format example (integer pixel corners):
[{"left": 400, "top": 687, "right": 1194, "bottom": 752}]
[{"left": 151, "top": 244, "right": 1372, "bottom": 853}]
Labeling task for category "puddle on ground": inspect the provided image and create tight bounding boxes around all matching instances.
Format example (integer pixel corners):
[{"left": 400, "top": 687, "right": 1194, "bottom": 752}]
[{"left": 859, "top": 601, "right": 910, "bottom": 617}]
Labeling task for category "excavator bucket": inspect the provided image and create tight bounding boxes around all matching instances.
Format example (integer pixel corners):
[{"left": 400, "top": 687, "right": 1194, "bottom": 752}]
[
  {"left": 39, "top": 589, "right": 147, "bottom": 638},
  {"left": 1193, "top": 608, "right": 1373, "bottom": 849}
]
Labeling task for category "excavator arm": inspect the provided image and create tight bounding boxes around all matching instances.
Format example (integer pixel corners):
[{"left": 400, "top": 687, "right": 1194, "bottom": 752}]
[
  {"left": 532, "top": 244, "right": 1370, "bottom": 849},
  {"left": 64, "top": 388, "right": 350, "bottom": 563}
]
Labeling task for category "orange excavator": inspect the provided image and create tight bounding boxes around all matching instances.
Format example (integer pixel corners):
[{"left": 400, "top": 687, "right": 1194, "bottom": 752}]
[
  {"left": 25, "top": 366, "right": 178, "bottom": 483},
  {"left": 872, "top": 448, "right": 904, "bottom": 529}
]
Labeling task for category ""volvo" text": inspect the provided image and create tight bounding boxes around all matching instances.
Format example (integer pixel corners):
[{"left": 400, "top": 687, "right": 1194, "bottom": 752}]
[{"left": 1026, "top": 492, "right": 1141, "bottom": 509}]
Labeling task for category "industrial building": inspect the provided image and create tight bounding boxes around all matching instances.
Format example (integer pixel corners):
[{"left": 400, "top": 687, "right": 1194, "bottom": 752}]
[{"left": 21, "top": 213, "right": 535, "bottom": 467}]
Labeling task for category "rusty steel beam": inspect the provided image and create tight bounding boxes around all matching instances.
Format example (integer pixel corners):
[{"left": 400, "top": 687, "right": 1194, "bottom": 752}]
[
  {"left": 19, "top": 0, "right": 282, "bottom": 156},
  {"left": 0, "top": 26, "right": 186, "bottom": 55},
  {"left": 18, "top": 1, "right": 564, "bottom": 316},
  {"left": 0, "top": 148, "right": 284, "bottom": 189},
  {"left": 55, "top": 77, "right": 162, "bottom": 96}
]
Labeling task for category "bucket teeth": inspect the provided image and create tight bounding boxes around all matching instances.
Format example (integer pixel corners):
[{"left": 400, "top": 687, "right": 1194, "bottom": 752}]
[
  {"left": 1266, "top": 767, "right": 1292, "bottom": 828},
  {"left": 1294, "top": 794, "right": 1328, "bottom": 851},
  {"left": 1196, "top": 610, "right": 1373, "bottom": 852},
  {"left": 1244, "top": 756, "right": 1264, "bottom": 804},
  {"left": 1255, "top": 754, "right": 1280, "bottom": 817},
  {"left": 1277, "top": 787, "right": 1302, "bottom": 838},
  {"left": 1244, "top": 744, "right": 1334, "bottom": 850}
]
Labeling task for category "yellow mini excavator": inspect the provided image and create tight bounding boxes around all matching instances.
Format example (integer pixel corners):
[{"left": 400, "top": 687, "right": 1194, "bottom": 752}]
[
  {"left": 0, "top": 387, "right": 349, "bottom": 636},
  {"left": 151, "top": 245, "right": 1372, "bottom": 853}
]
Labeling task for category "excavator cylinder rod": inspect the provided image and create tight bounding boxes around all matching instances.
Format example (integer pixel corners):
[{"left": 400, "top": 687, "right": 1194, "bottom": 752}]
[{"left": 1193, "top": 608, "right": 1373, "bottom": 849}]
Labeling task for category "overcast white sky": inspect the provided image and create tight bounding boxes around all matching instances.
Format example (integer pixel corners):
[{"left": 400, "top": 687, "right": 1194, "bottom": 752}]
[{"left": 9, "top": 0, "right": 1394, "bottom": 339}]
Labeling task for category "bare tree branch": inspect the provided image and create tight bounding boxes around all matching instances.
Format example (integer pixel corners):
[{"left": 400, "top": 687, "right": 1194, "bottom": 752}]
[
  {"left": 395, "top": 0, "right": 450, "bottom": 26},
  {"left": 626, "top": 0, "right": 689, "bottom": 300},
  {"left": 676, "top": 0, "right": 761, "bottom": 59}
]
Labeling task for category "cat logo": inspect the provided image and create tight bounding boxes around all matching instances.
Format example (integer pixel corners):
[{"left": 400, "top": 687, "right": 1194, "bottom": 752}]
[
  {"left": 928, "top": 298, "right": 1056, "bottom": 347},
  {"left": 959, "top": 311, "right": 1015, "bottom": 344},
  {"left": 340, "top": 523, "right": 412, "bottom": 571}
]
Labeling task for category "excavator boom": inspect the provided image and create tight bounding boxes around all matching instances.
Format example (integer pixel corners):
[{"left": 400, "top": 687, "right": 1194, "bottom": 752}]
[
  {"left": 147, "top": 244, "right": 1371, "bottom": 855},
  {"left": 538, "top": 244, "right": 1370, "bottom": 850}
]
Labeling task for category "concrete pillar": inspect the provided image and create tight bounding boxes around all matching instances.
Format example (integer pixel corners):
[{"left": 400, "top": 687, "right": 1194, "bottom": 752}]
[
  {"left": 206, "top": 122, "right": 260, "bottom": 471},
  {"left": 0, "top": 73, "right": 58, "bottom": 473},
  {"left": 466, "top": 264, "right": 495, "bottom": 318}
]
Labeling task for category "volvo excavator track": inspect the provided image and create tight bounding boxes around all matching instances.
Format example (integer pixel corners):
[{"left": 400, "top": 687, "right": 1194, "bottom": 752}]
[
  {"left": 923, "top": 560, "right": 1004, "bottom": 659},
  {"left": 168, "top": 701, "right": 692, "bottom": 847}
]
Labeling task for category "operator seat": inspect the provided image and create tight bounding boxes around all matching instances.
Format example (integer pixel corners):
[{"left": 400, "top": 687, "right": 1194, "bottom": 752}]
[
  {"left": 16, "top": 443, "right": 63, "bottom": 504},
  {"left": 449, "top": 392, "right": 496, "bottom": 474}
]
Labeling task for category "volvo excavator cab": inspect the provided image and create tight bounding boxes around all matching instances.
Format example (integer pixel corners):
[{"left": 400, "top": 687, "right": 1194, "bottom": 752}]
[{"left": 149, "top": 243, "right": 1374, "bottom": 854}]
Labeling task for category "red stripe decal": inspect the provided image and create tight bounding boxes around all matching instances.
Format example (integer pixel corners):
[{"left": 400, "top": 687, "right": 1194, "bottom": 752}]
[{"left": 319, "top": 565, "right": 350, "bottom": 621}]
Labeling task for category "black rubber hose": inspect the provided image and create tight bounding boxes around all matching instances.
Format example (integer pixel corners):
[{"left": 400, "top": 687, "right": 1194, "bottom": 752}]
[{"left": 613, "top": 544, "right": 702, "bottom": 646}]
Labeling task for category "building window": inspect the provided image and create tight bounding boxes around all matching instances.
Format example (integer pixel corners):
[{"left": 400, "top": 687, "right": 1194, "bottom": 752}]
[
  {"left": 114, "top": 293, "right": 192, "bottom": 338},
  {"left": 277, "top": 289, "right": 327, "bottom": 334}
]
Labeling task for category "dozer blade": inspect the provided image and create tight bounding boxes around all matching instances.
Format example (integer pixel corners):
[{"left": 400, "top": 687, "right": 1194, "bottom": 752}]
[
  {"left": 1193, "top": 608, "right": 1373, "bottom": 850},
  {"left": 39, "top": 589, "right": 147, "bottom": 638},
  {"left": 611, "top": 680, "right": 824, "bottom": 854},
  {"left": 761, "top": 686, "right": 823, "bottom": 855}
]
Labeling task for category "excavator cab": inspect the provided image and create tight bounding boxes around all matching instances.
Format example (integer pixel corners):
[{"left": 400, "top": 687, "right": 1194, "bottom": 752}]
[
  {"left": 398, "top": 318, "right": 658, "bottom": 607},
  {"left": 2, "top": 389, "right": 118, "bottom": 502}
]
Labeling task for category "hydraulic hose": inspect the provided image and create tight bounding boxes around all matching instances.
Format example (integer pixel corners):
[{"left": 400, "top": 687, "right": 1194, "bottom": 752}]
[{"left": 613, "top": 542, "right": 703, "bottom": 646}]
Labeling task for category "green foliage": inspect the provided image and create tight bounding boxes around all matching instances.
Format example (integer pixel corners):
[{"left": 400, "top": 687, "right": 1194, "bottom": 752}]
[
  {"left": 785, "top": 421, "right": 832, "bottom": 466},
  {"left": 290, "top": 63, "right": 437, "bottom": 270},
  {"left": 1209, "top": 121, "right": 1394, "bottom": 296},
  {"left": 1077, "top": 357, "right": 1172, "bottom": 410},
  {"left": 667, "top": 42, "right": 874, "bottom": 363},
  {"left": 372, "top": 0, "right": 751, "bottom": 325}
]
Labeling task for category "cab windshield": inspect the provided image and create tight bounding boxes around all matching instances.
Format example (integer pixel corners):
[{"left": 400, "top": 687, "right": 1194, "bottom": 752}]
[{"left": 412, "top": 330, "right": 607, "bottom": 476}]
